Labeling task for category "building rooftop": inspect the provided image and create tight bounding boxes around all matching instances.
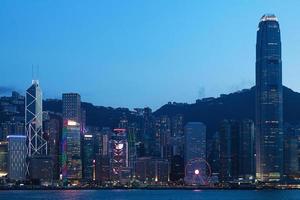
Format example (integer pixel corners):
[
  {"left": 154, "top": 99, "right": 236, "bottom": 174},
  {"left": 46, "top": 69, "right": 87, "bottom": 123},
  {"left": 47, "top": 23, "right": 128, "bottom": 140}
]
[{"left": 260, "top": 14, "right": 278, "bottom": 22}]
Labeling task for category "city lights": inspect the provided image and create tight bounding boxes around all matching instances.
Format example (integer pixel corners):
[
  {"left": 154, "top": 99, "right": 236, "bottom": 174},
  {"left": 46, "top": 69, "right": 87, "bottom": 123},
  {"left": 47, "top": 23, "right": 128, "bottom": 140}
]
[{"left": 67, "top": 120, "right": 77, "bottom": 126}]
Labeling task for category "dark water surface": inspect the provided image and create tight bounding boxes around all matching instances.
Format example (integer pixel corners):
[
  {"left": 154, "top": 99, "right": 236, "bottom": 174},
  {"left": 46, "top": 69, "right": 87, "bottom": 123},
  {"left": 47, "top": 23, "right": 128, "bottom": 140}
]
[{"left": 0, "top": 189, "right": 300, "bottom": 200}]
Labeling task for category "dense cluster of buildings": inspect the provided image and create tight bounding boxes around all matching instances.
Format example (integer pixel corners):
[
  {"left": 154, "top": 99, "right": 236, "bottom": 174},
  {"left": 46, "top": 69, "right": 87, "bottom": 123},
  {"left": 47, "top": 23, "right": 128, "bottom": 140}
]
[{"left": 0, "top": 14, "right": 299, "bottom": 188}]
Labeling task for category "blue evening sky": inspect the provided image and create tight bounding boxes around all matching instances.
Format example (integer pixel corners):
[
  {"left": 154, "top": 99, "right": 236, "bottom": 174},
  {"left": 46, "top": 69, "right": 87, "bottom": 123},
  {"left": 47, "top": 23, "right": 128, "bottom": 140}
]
[{"left": 1, "top": 0, "right": 300, "bottom": 109}]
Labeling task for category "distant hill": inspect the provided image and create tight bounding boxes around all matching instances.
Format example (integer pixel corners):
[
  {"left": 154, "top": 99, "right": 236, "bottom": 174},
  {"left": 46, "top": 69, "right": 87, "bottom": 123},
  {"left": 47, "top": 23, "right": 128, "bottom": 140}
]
[
  {"left": 154, "top": 86, "right": 300, "bottom": 137},
  {"left": 41, "top": 86, "right": 300, "bottom": 137},
  {"left": 43, "top": 99, "right": 133, "bottom": 129}
]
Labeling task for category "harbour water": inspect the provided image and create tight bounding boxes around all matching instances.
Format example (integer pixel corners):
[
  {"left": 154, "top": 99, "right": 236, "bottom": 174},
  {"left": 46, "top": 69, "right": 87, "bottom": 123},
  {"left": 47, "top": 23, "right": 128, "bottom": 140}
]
[{"left": 0, "top": 189, "right": 299, "bottom": 200}]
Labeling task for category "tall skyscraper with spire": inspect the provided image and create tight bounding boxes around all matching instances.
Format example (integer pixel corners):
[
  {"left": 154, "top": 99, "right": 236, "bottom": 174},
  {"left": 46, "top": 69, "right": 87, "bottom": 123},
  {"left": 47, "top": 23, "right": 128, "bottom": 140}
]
[
  {"left": 255, "top": 14, "right": 283, "bottom": 182},
  {"left": 25, "top": 80, "right": 47, "bottom": 157}
]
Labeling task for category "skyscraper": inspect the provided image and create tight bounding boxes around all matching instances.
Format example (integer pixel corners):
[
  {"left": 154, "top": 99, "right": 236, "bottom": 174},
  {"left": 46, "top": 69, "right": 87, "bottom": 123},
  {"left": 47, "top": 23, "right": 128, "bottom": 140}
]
[
  {"left": 155, "top": 116, "right": 171, "bottom": 159},
  {"left": 255, "top": 14, "right": 283, "bottom": 182},
  {"left": 127, "top": 123, "right": 138, "bottom": 177},
  {"left": 184, "top": 122, "right": 206, "bottom": 165},
  {"left": 110, "top": 128, "right": 129, "bottom": 182},
  {"left": 184, "top": 122, "right": 206, "bottom": 185},
  {"left": 7, "top": 135, "right": 27, "bottom": 181},
  {"left": 61, "top": 120, "right": 82, "bottom": 182},
  {"left": 25, "top": 80, "right": 47, "bottom": 157},
  {"left": 43, "top": 117, "right": 61, "bottom": 180},
  {"left": 82, "top": 133, "right": 94, "bottom": 181},
  {"left": 283, "top": 124, "right": 300, "bottom": 180},
  {"left": 239, "top": 119, "right": 255, "bottom": 180},
  {"left": 218, "top": 119, "right": 255, "bottom": 182},
  {"left": 26, "top": 80, "right": 49, "bottom": 180},
  {"left": 62, "top": 93, "right": 81, "bottom": 123},
  {"left": 95, "top": 128, "right": 112, "bottom": 183},
  {"left": 61, "top": 93, "right": 82, "bottom": 183},
  {"left": 219, "top": 120, "right": 239, "bottom": 182}
]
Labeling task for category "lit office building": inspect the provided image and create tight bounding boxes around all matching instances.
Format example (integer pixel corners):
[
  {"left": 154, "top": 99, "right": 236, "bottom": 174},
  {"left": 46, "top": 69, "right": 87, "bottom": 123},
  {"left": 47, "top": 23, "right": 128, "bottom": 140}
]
[
  {"left": 26, "top": 80, "right": 50, "bottom": 181},
  {"left": 238, "top": 119, "right": 255, "bottom": 180},
  {"left": 61, "top": 120, "right": 82, "bottom": 181},
  {"left": 0, "top": 122, "right": 24, "bottom": 141},
  {"left": 184, "top": 122, "right": 206, "bottom": 164},
  {"left": 43, "top": 118, "right": 61, "bottom": 180},
  {"left": 208, "top": 131, "right": 221, "bottom": 179},
  {"left": 29, "top": 156, "right": 53, "bottom": 185},
  {"left": 81, "top": 108, "right": 86, "bottom": 132},
  {"left": 95, "top": 128, "right": 112, "bottom": 183},
  {"left": 141, "top": 107, "right": 155, "bottom": 157},
  {"left": 184, "top": 122, "right": 207, "bottom": 185},
  {"left": 25, "top": 80, "right": 47, "bottom": 157},
  {"left": 0, "top": 141, "right": 8, "bottom": 177},
  {"left": 135, "top": 157, "right": 169, "bottom": 184},
  {"left": 255, "top": 14, "right": 283, "bottom": 182},
  {"left": 154, "top": 159, "right": 169, "bottom": 183},
  {"left": 127, "top": 123, "right": 138, "bottom": 177},
  {"left": 82, "top": 134, "right": 94, "bottom": 181},
  {"left": 7, "top": 135, "right": 27, "bottom": 181},
  {"left": 283, "top": 124, "right": 300, "bottom": 180},
  {"left": 101, "top": 128, "right": 112, "bottom": 157},
  {"left": 62, "top": 93, "right": 81, "bottom": 123},
  {"left": 155, "top": 116, "right": 172, "bottom": 159},
  {"left": 219, "top": 120, "right": 239, "bottom": 182},
  {"left": 171, "top": 114, "right": 184, "bottom": 137},
  {"left": 110, "top": 128, "right": 129, "bottom": 183},
  {"left": 61, "top": 93, "right": 82, "bottom": 183},
  {"left": 171, "top": 114, "right": 184, "bottom": 158},
  {"left": 218, "top": 119, "right": 255, "bottom": 182}
]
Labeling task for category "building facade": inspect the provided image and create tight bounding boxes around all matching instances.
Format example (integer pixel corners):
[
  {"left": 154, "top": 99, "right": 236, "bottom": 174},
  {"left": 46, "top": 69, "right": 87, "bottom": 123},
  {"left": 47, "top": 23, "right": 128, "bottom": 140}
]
[
  {"left": 62, "top": 93, "right": 81, "bottom": 123},
  {"left": 25, "top": 80, "right": 47, "bottom": 157},
  {"left": 82, "top": 133, "right": 94, "bottom": 181},
  {"left": 255, "top": 14, "right": 283, "bottom": 182},
  {"left": 238, "top": 119, "right": 255, "bottom": 180},
  {"left": 219, "top": 120, "right": 239, "bottom": 182},
  {"left": 218, "top": 119, "right": 255, "bottom": 182},
  {"left": 184, "top": 122, "right": 206, "bottom": 164},
  {"left": 43, "top": 118, "right": 61, "bottom": 180},
  {"left": 135, "top": 157, "right": 169, "bottom": 184},
  {"left": 110, "top": 129, "right": 129, "bottom": 182},
  {"left": 184, "top": 122, "right": 207, "bottom": 185},
  {"left": 7, "top": 135, "right": 27, "bottom": 181},
  {"left": 61, "top": 120, "right": 82, "bottom": 181},
  {"left": 0, "top": 141, "right": 8, "bottom": 177}
]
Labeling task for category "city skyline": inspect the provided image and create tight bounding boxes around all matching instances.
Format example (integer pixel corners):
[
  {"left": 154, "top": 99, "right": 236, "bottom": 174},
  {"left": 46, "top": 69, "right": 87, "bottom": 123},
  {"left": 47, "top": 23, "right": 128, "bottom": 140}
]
[
  {"left": 1, "top": 10, "right": 300, "bottom": 190},
  {"left": 1, "top": 1, "right": 300, "bottom": 109}
]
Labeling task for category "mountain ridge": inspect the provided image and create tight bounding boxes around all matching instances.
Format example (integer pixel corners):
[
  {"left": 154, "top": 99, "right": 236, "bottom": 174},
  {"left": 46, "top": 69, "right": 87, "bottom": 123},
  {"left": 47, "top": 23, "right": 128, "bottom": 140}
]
[{"left": 30, "top": 86, "right": 300, "bottom": 136}]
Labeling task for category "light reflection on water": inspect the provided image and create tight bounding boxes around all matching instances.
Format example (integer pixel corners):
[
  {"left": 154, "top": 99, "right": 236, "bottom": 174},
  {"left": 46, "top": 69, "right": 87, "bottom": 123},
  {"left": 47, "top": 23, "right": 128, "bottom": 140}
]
[{"left": 0, "top": 189, "right": 299, "bottom": 200}]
